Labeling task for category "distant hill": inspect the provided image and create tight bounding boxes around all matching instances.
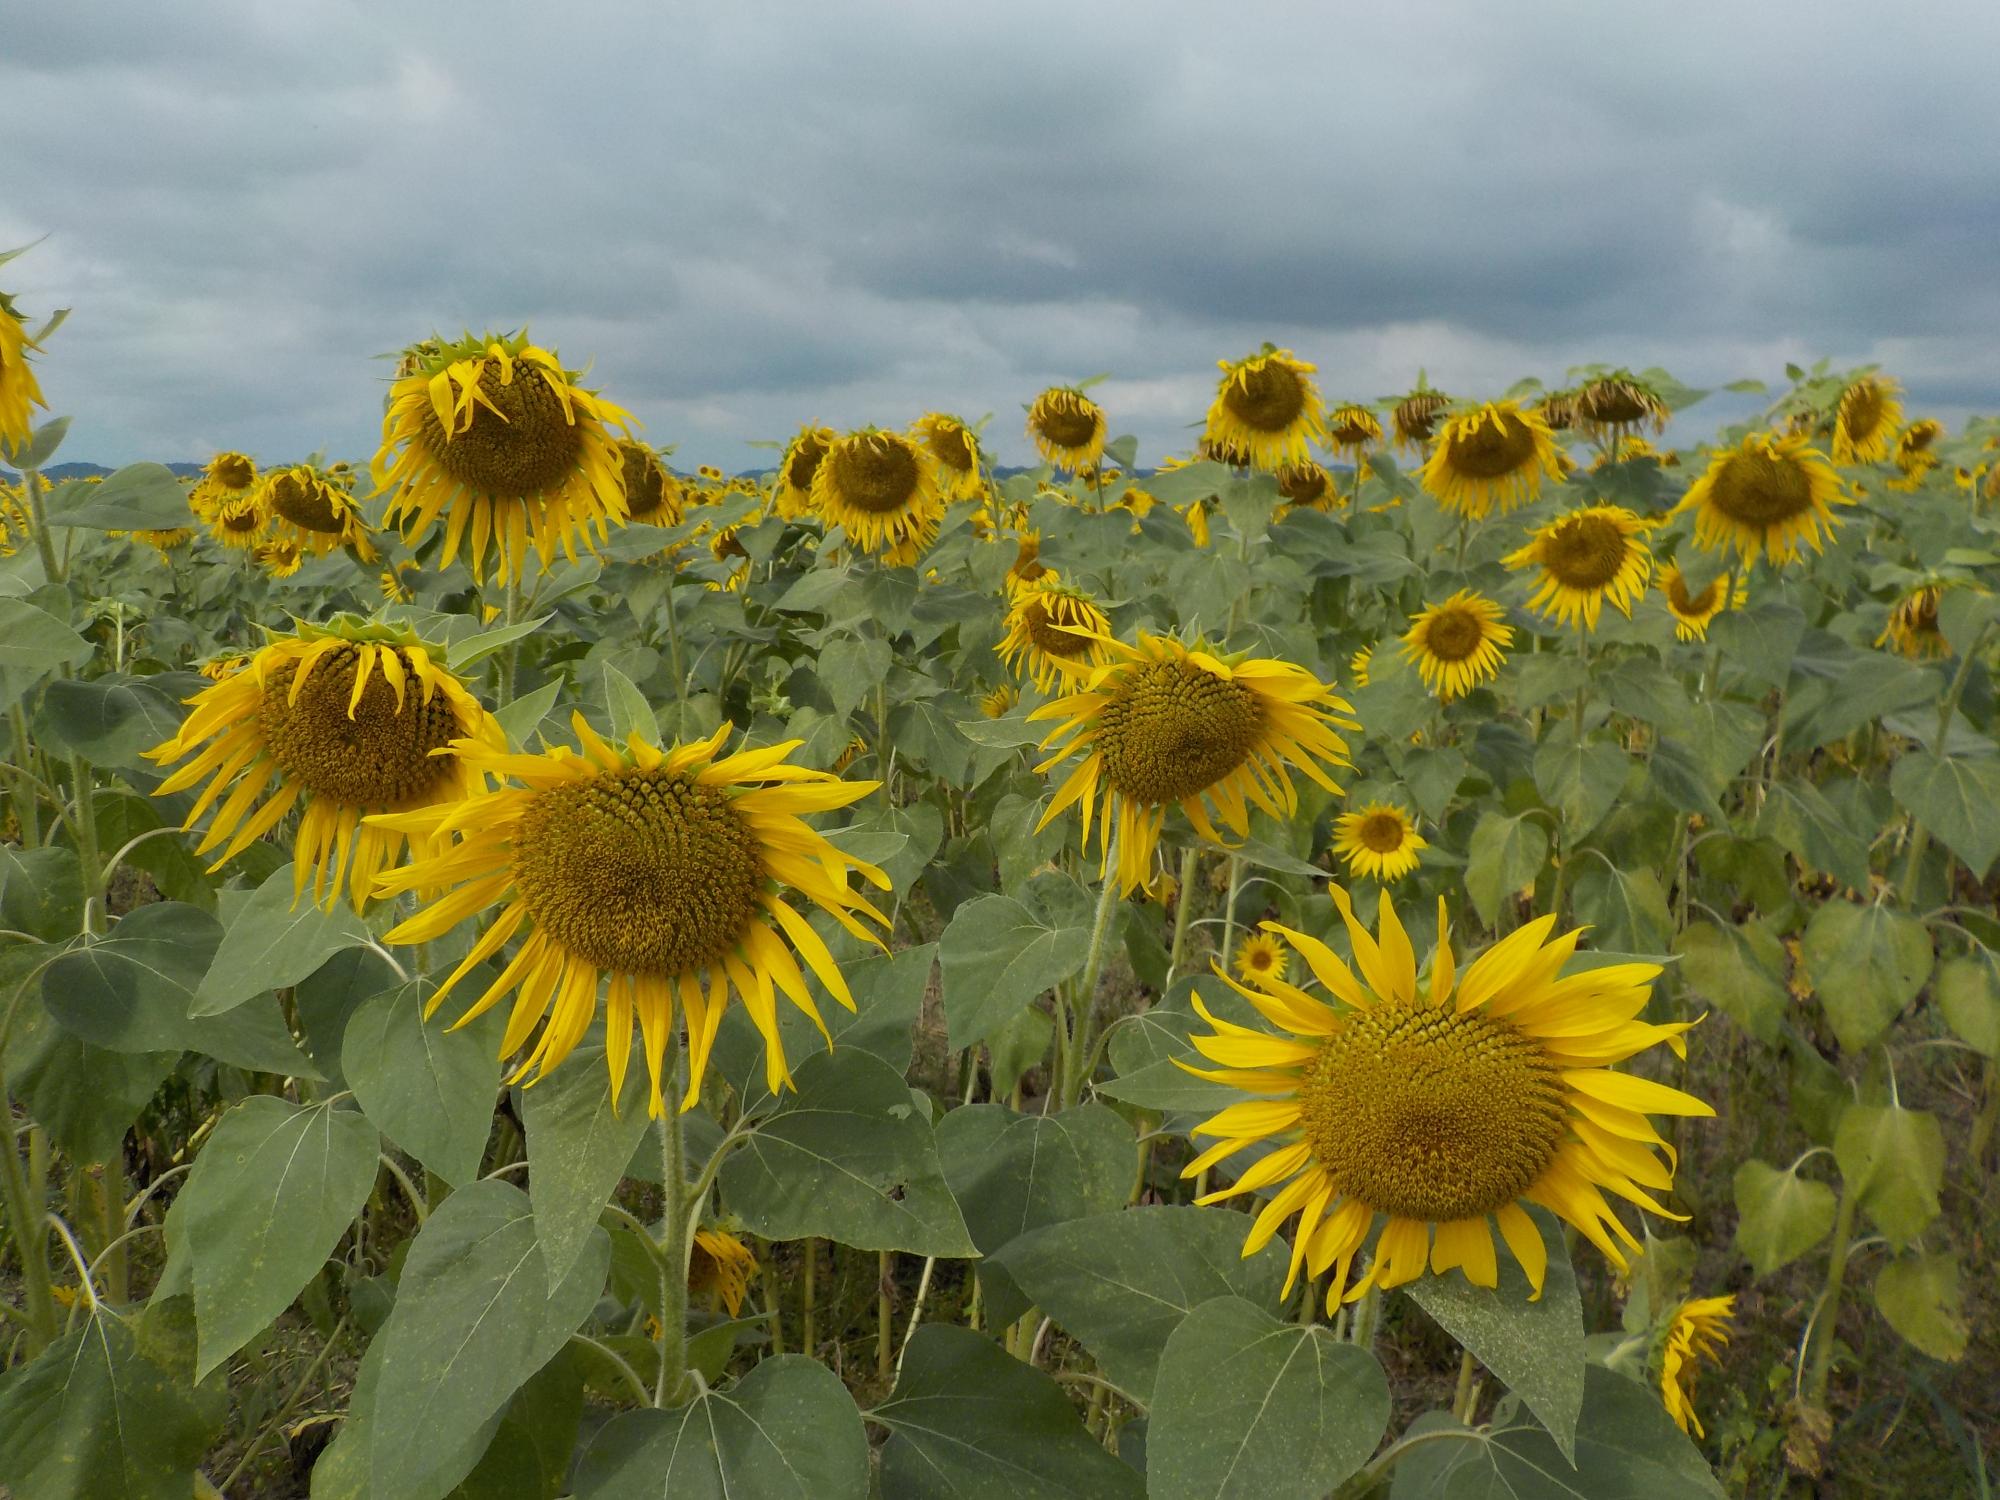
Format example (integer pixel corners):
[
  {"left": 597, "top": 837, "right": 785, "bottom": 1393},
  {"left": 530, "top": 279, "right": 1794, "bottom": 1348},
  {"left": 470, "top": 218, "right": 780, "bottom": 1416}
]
[{"left": 0, "top": 461, "right": 204, "bottom": 483}]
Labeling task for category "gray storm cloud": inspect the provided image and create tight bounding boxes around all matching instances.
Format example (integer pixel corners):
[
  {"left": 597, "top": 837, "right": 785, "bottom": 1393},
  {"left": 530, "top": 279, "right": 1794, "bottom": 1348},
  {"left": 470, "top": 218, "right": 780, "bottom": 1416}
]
[{"left": 6, "top": 0, "right": 2000, "bottom": 468}]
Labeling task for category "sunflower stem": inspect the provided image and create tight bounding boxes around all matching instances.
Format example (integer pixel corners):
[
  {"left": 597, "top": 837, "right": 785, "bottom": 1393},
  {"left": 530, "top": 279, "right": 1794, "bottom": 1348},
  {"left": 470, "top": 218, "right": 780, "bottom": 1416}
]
[
  {"left": 1219, "top": 854, "right": 1246, "bottom": 981},
  {"left": 1897, "top": 623, "right": 1990, "bottom": 908},
  {"left": 22, "top": 466, "right": 63, "bottom": 584},
  {"left": 1164, "top": 846, "right": 1200, "bottom": 985},
  {"left": 498, "top": 572, "right": 523, "bottom": 706},
  {"left": 1801, "top": 1178, "right": 1860, "bottom": 1411},
  {"left": 1451, "top": 1348, "right": 1479, "bottom": 1422},
  {"left": 653, "top": 1029, "right": 690, "bottom": 1408},
  {"left": 8, "top": 703, "right": 42, "bottom": 848},
  {"left": 1061, "top": 828, "right": 1123, "bottom": 1111},
  {"left": 662, "top": 571, "right": 686, "bottom": 709},
  {"left": 0, "top": 1087, "right": 58, "bottom": 1354},
  {"left": 801, "top": 1236, "right": 817, "bottom": 1358},
  {"left": 877, "top": 1249, "right": 894, "bottom": 1383}
]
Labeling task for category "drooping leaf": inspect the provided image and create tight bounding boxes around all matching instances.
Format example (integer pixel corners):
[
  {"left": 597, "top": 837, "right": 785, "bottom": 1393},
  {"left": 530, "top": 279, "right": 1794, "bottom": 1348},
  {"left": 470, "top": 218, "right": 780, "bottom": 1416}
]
[
  {"left": 1673, "top": 920, "right": 1786, "bottom": 1044},
  {"left": 36, "top": 673, "right": 189, "bottom": 769},
  {"left": 1873, "top": 1252, "right": 1969, "bottom": 1362},
  {"left": 939, "top": 888, "right": 1093, "bottom": 1050},
  {"left": 1464, "top": 812, "right": 1549, "bottom": 929},
  {"left": 0, "top": 596, "right": 92, "bottom": 702},
  {"left": 1890, "top": 750, "right": 2000, "bottom": 879},
  {"left": 1532, "top": 738, "right": 1632, "bottom": 841},
  {"left": 1801, "top": 901, "right": 1932, "bottom": 1052},
  {"left": 1833, "top": 1103, "right": 1944, "bottom": 1250},
  {"left": 1731, "top": 1159, "right": 1836, "bottom": 1278},
  {"left": 1937, "top": 953, "right": 2000, "bottom": 1058},
  {"left": 343, "top": 978, "right": 504, "bottom": 1186}
]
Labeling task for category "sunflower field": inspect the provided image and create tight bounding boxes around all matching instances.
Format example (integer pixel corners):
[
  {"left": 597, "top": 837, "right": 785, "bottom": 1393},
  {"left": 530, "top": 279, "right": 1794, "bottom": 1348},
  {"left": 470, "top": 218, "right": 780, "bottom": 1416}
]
[{"left": 0, "top": 269, "right": 1995, "bottom": 1500}]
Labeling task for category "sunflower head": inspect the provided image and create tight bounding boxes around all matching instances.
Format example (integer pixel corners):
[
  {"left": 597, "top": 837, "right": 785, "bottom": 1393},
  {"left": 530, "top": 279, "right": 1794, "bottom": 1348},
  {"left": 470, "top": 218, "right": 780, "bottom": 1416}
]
[
  {"left": 1504, "top": 504, "right": 1654, "bottom": 631},
  {"left": 371, "top": 330, "right": 635, "bottom": 585},
  {"left": 1026, "top": 387, "right": 1108, "bottom": 472},
  {"left": 1876, "top": 581, "right": 1956, "bottom": 660},
  {"left": 1833, "top": 375, "right": 1902, "bottom": 464},
  {"left": 999, "top": 574, "right": 1114, "bottom": 693},
  {"left": 774, "top": 425, "right": 836, "bottom": 519},
  {"left": 1204, "top": 346, "right": 1326, "bottom": 471},
  {"left": 145, "top": 619, "right": 501, "bottom": 910},
  {"left": 1671, "top": 431, "right": 1847, "bottom": 566},
  {"left": 912, "top": 412, "right": 987, "bottom": 502},
  {"left": 1277, "top": 460, "right": 1338, "bottom": 513},
  {"left": 1005, "top": 530, "right": 1049, "bottom": 594},
  {"left": 1536, "top": 389, "right": 1578, "bottom": 432},
  {"left": 1401, "top": 589, "right": 1513, "bottom": 702},
  {"left": 1895, "top": 419, "right": 1944, "bottom": 476},
  {"left": 1574, "top": 373, "right": 1670, "bottom": 437},
  {"left": 810, "top": 428, "right": 945, "bottom": 560},
  {"left": 1658, "top": 1295, "right": 1734, "bottom": 1437},
  {"left": 191, "top": 452, "right": 259, "bottom": 524},
  {"left": 1420, "top": 402, "right": 1567, "bottom": 518},
  {"left": 616, "top": 440, "right": 684, "bottom": 526},
  {"left": 1182, "top": 887, "right": 1709, "bottom": 1307},
  {"left": 259, "top": 463, "right": 377, "bottom": 559},
  {"left": 1658, "top": 563, "right": 1745, "bottom": 642},
  {"left": 255, "top": 538, "right": 305, "bottom": 578},
  {"left": 1349, "top": 646, "right": 1372, "bottom": 688},
  {"left": 690, "top": 1227, "right": 759, "bottom": 1316},
  {"left": 1391, "top": 387, "right": 1454, "bottom": 451},
  {"left": 371, "top": 716, "right": 892, "bottom": 1114},
  {"left": 208, "top": 488, "right": 271, "bottom": 550},
  {"left": 1332, "top": 803, "right": 1426, "bottom": 882},
  {"left": 979, "top": 683, "right": 1019, "bottom": 719},
  {"left": 1324, "top": 403, "right": 1384, "bottom": 456},
  {"left": 1234, "top": 932, "right": 1290, "bottom": 990},
  {"left": 0, "top": 285, "right": 48, "bottom": 452}
]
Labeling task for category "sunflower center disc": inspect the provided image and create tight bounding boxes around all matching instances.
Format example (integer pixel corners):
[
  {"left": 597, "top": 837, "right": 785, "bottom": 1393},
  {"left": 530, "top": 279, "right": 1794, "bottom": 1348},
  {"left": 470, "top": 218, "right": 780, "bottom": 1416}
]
[
  {"left": 512, "top": 768, "right": 765, "bottom": 974},
  {"left": 1298, "top": 1004, "right": 1567, "bottom": 1222},
  {"left": 827, "top": 437, "right": 921, "bottom": 514},
  {"left": 1280, "top": 467, "right": 1329, "bottom": 505},
  {"left": 1034, "top": 401, "right": 1100, "bottom": 450},
  {"left": 1024, "top": 601, "right": 1095, "bottom": 658},
  {"left": 1096, "top": 658, "right": 1266, "bottom": 806},
  {"left": 1844, "top": 387, "right": 1885, "bottom": 443},
  {"left": 1424, "top": 608, "right": 1485, "bottom": 663},
  {"left": 619, "top": 444, "right": 668, "bottom": 518},
  {"left": 1543, "top": 515, "right": 1629, "bottom": 589},
  {"left": 1224, "top": 362, "right": 1307, "bottom": 433},
  {"left": 211, "top": 456, "right": 255, "bottom": 489},
  {"left": 1356, "top": 812, "right": 1407, "bottom": 853},
  {"left": 222, "top": 506, "right": 261, "bottom": 534},
  {"left": 1442, "top": 413, "right": 1537, "bottom": 479},
  {"left": 421, "top": 365, "right": 585, "bottom": 498},
  {"left": 259, "top": 647, "right": 461, "bottom": 806},
  {"left": 268, "top": 473, "right": 345, "bottom": 534},
  {"left": 1668, "top": 572, "right": 1715, "bottom": 615},
  {"left": 786, "top": 436, "right": 829, "bottom": 492},
  {"left": 1710, "top": 451, "right": 1813, "bottom": 526}
]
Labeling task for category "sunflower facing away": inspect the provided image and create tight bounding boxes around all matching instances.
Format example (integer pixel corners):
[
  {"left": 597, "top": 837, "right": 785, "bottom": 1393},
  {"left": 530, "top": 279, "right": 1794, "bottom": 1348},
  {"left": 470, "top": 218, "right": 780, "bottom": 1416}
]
[
  {"left": 1030, "top": 632, "right": 1355, "bottom": 895},
  {"left": 1574, "top": 372, "right": 1670, "bottom": 438},
  {"left": 146, "top": 620, "right": 501, "bottom": 910},
  {"left": 1658, "top": 563, "right": 1746, "bottom": 642},
  {"left": 1234, "top": 932, "right": 1290, "bottom": 990},
  {"left": 370, "top": 716, "right": 891, "bottom": 1114},
  {"left": 1332, "top": 803, "right": 1427, "bottom": 883},
  {"left": 773, "top": 425, "right": 835, "bottom": 520},
  {"left": 1401, "top": 589, "right": 1513, "bottom": 701},
  {"left": 1204, "top": 346, "right": 1326, "bottom": 472},
  {"left": 810, "top": 428, "right": 945, "bottom": 561},
  {"left": 1833, "top": 375, "right": 1902, "bottom": 464},
  {"left": 1391, "top": 384, "right": 1454, "bottom": 453},
  {"left": 617, "top": 440, "right": 684, "bottom": 527},
  {"left": 1182, "top": 888, "right": 1710, "bottom": 1308},
  {"left": 690, "top": 1228, "right": 760, "bottom": 1316},
  {"left": 0, "top": 287, "right": 47, "bottom": 453},
  {"left": 1420, "top": 402, "right": 1567, "bottom": 518},
  {"left": 1877, "top": 582, "right": 1954, "bottom": 659},
  {"left": 1324, "top": 403, "right": 1384, "bottom": 460},
  {"left": 258, "top": 463, "right": 377, "bottom": 559},
  {"left": 1505, "top": 504, "right": 1653, "bottom": 630},
  {"left": 912, "top": 412, "right": 987, "bottom": 502},
  {"left": 1672, "top": 432, "right": 1847, "bottom": 566},
  {"left": 1026, "top": 387, "right": 1108, "bottom": 472},
  {"left": 372, "top": 331, "right": 635, "bottom": 586},
  {"left": 1658, "top": 1294, "right": 1734, "bottom": 1437},
  {"left": 1893, "top": 418, "right": 1944, "bottom": 482},
  {"left": 998, "top": 574, "right": 1113, "bottom": 692},
  {"left": 1535, "top": 389, "right": 1578, "bottom": 433}
]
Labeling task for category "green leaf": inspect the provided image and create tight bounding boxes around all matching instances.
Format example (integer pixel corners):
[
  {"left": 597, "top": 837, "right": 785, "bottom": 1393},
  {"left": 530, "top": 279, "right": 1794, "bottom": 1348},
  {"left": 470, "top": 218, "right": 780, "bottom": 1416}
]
[
  {"left": 192, "top": 862, "right": 371, "bottom": 1014},
  {"left": 1149, "top": 1296, "right": 1388, "bottom": 1500},
  {"left": 1673, "top": 920, "right": 1786, "bottom": 1044},
  {"left": 1646, "top": 738, "right": 1726, "bottom": 822},
  {"left": 445, "top": 613, "right": 556, "bottom": 671},
  {"left": 937, "top": 1102, "right": 1133, "bottom": 1254},
  {"left": 1937, "top": 954, "right": 2000, "bottom": 1058},
  {"left": 1731, "top": 1159, "right": 1836, "bottom": 1278},
  {"left": 939, "top": 889, "right": 1093, "bottom": 1050},
  {"left": 991, "top": 1205, "right": 1288, "bottom": 1400},
  {"left": 1532, "top": 738, "right": 1631, "bottom": 841},
  {"left": 819, "top": 635, "right": 892, "bottom": 722},
  {"left": 0, "top": 1311, "right": 221, "bottom": 1500},
  {"left": 1834, "top": 1103, "right": 1944, "bottom": 1250},
  {"left": 719, "top": 1047, "right": 976, "bottom": 1256},
  {"left": 600, "top": 662, "right": 659, "bottom": 747},
  {"left": 180, "top": 1096, "right": 380, "bottom": 1379},
  {"left": 1873, "top": 1252, "right": 1969, "bottom": 1362},
  {"left": 1099, "top": 981, "right": 1216, "bottom": 1113},
  {"left": 522, "top": 1037, "right": 656, "bottom": 1283},
  {"left": 343, "top": 979, "right": 504, "bottom": 1186},
  {"left": 36, "top": 673, "right": 188, "bottom": 768},
  {"left": 492, "top": 677, "right": 562, "bottom": 750},
  {"left": 1387, "top": 1366, "right": 1726, "bottom": 1499},
  {"left": 448, "top": 1347, "right": 583, "bottom": 1500},
  {"left": 988, "top": 1003, "right": 1054, "bottom": 1101},
  {"left": 577, "top": 1356, "right": 868, "bottom": 1498},
  {"left": 1569, "top": 866, "right": 1671, "bottom": 958},
  {"left": 869, "top": 1325, "right": 1142, "bottom": 1500},
  {"left": 42, "top": 461, "right": 189, "bottom": 529},
  {"left": 363, "top": 1179, "right": 611, "bottom": 1500},
  {"left": 1756, "top": 780, "right": 1873, "bottom": 892},
  {"left": 1890, "top": 750, "right": 2000, "bottom": 879},
  {"left": 0, "top": 845, "right": 84, "bottom": 939},
  {"left": 4, "top": 414, "right": 69, "bottom": 470},
  {"left": 1801, "top": 901, "right": 1932, "bottom": 1051},
  {"left": 0, "top": 596, "right": 92, "bottom": 702},
  {"left": 1706, "top": 600, "right": 1805, "bottom": 690},
  {"left": 1402, "top": 1210, "right": 1585, "bottom": 1461}
]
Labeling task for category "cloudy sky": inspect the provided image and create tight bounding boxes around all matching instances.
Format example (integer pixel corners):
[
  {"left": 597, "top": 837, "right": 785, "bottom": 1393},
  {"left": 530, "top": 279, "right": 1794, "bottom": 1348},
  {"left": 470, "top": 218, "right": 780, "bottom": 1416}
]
[{"left": 8, "top": 1, "right": 2000, "bottom": 470}]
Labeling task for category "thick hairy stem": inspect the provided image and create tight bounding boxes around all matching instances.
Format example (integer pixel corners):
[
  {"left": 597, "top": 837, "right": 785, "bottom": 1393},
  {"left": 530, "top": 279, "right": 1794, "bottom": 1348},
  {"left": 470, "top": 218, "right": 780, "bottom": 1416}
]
[
  {"left": 1802, "top": 1183, "right": 1861, "bottom": 1410},
  {"left": 1164, "top": 846, "right": 1200, "bottom": 984},
  {"left": 1061, "top": 828, "right": 1123, "bottom": 1110},
  {"left": 653, "top": 1029, "right": 690, "bottom": 1407}
]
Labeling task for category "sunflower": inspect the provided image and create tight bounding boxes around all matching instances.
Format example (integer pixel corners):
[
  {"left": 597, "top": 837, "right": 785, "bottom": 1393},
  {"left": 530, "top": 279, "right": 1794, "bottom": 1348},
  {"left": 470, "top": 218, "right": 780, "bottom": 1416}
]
[
  {"left": 1332, "top": 803, "right": 1426, "bottom": 883},
  {"left": 1324, "top": 404, "right": 1383, "bottom": 460},
  {"left": 207, "top": 488, "right": 270, "bottom": 551},
  {"left": 1536, "top": 389, "right": 1577, "bottom": 433},
  {"left": 0, "top": 288, "right": 47, "bottom": 453},
  {"left": 1181, "top": 888, "right": 1709, "bottom": 1308},
  {"left": 1005, "top": 531, "right": 1049, "bottom": 594},
  {"left": 133, "top": 527, "right": 195, "bottom": 555},
  {"left": 1391, "top": 386, "right": 1453, "bottom": 452},
  {"left": 1832, "top": 376, "right": 1902, "bottom": 464},
  {"left": 689, "top": 1227, "right": 760, "bottom": 1316},
  {"left": 1026, "top": 387, "right": 1108, "bottom": 472},
  {"left": 998, "top": 574, "right": 1113, "bottom": 692},
  {"left": 1505, "top": 504, "right": 1653, "bottom": 630},
  {"left": 617, "top": 440, "right": 684, "bottom": 527},
  {"left": 912, "top": 412, "right": 987, "bottom": 502},
  {"left": 1575, "top": 373, "right": 1670, "bottom": 438},
  {"left": 1420, "top": 402, "right": 1567, "bottom": 518},
  {"left": 1349, "top": 646, "right": 1372, "bottom": 688},
  {"left": 258, "top": 464, "right": 376, "bottom": 559},
  {"left": 1894, "top": 419, "right": 1944, "bottom": 480},
  {"left": 197, "top": 653, "right": 248, "bottom": 682},
  {"left": 1198, "top": 436, "right": 1257, "bottom": 470},
  {"left": 1671, "top": 431, "right": 1846, "bottom": 566},
  {"left": 380, "top": 561, "right": 418, "bottom": 603},
  {"left": 145, "top": 620, "right": 501, "bottom": 910},
  {"left": 1659, "top": 1295, "right": 1734, "bottom": 1437},
  {"left": 191, "top": 452, "right": 259, "bottom": 526},
  {"left": 1277, "top": 461, "right": 1338, "bottom": 514},
  {"left": 979, "top": 683, "right": 1019, "bottom": 719},
  {"left": 1030, "top": 633, "right": 1354, "bottom": 896},
  {"left": 1204, "top": 347, "right": 1326, "bottom": 472},
  {"left": 774, "top": 425, "right": 835, "bottom": 520},
  {"left": 1401, "top": 590, "right": 1513, "bottom": 701},
  {"left": 372, "top": 331, "right": 635, "bottom": 586},
  {"left": 370, "top": 717, "right": 891, "bottom": 1114},
  {"left": 1234, "top": 932, "right": 1289, "bottom": 990},
  {"left": 255, "top": 538, "right": 305, "bottom": 579},
  {"left": 810, "top": 428, "right": 944, "bottom": 560},
  {"left": 1658, "top": 563, "right": 1745, "bottom": 642},
  {"left": 1877, "top": 582, "right": 1954, "bottom": 659}
]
